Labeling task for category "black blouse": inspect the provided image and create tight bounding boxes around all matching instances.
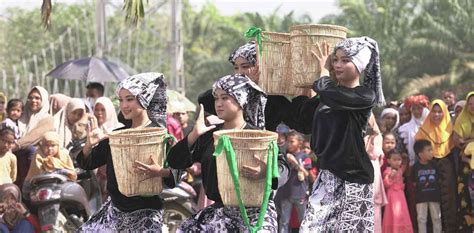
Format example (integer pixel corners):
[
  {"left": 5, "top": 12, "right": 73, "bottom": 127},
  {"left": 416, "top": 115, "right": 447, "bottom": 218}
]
[
  {"left": 76, "top": 125, "right": 180, "bottom": 212},
  {"left": 290, "top": 76, "right": 376, "bottom": 184},
  {"left": 198, "top": 89, "right": 292, "bottom": 132},
  {"left": 166, "top": 124, "right": 290, "bottom": 203}
]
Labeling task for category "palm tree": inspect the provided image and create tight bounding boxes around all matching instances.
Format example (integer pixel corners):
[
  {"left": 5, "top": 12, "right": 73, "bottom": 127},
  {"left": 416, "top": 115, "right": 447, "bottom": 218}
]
[
  {"left": 42, "top": 0, "right": 145, "bottom": 28},
  {"left": 400, "top": 0, "right": 474, "bottom": 97}
]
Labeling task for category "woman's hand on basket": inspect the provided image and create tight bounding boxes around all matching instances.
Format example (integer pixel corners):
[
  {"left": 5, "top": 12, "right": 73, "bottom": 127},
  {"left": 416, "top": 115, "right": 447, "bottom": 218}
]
[
  {"left": 241, "top": 154, "right": 267, "bottom": 180},
  {"left": 188, "top": 104, "right": 216, "bottom": 146},
  {"left": 133, "top": 156, "right": 170, "bottom": 177},
  {"left": 311, "top": 41, "right": 331, "bottom": 78}
]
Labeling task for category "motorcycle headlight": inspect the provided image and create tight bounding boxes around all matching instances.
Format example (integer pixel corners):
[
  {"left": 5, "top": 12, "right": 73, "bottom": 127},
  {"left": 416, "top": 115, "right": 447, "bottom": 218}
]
[{"left": 31, "top": 188, "right": 61, "bottom": 201}]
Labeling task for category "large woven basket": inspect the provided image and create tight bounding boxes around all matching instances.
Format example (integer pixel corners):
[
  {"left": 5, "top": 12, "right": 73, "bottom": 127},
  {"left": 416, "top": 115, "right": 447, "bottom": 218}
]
[
  {"left": 213, "top": 129, "right": 278, "bottom": 207},
  {"left": 108, "top": 127, "right": 166, "bottom": 197},
  {"left": 257, "top": 31, "right": 305, "bottom": 96},
  {"left": 290, "top": 24, "right": 348, "bottom": 87}
]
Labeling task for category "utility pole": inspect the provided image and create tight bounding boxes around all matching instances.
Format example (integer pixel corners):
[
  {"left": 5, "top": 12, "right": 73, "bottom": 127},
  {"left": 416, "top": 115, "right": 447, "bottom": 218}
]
[
  {"left": 95, "top": 0, "right": 107, "bottom": 58},
  {"left": 170, "top": 0, "right": 184, "bottom": 94}
]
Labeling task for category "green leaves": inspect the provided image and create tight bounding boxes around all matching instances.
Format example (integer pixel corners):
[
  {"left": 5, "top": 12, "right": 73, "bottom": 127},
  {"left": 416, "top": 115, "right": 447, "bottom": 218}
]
[{"left": 123, "top": 0, "right": 145, "bottom": 26}]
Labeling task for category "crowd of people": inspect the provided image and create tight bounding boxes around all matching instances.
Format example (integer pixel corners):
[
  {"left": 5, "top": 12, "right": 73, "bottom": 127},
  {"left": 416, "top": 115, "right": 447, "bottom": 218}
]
[{"left": 0, "top": 35, "right": 472, "bottom": 233}]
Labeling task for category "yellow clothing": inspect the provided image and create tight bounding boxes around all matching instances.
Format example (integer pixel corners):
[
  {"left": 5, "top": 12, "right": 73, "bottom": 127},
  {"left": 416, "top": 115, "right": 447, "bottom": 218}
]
[
  {"left": 0, "top": 151, "right": 17, "bottom": 185},
  {"left": 415, "top": 99, "right": 453, "bottom": 158},
  {"left": 454, "top": 91, "right": 474, "bottom": 139},
  {"left": 25, "top": 132, "right": 77, "bottom": 181},
  {"left": 465, "top": 142, "right": 474, "bottom": 169},
  {"left": 25, "top": 148, "right": 77, "bottom": 181}
]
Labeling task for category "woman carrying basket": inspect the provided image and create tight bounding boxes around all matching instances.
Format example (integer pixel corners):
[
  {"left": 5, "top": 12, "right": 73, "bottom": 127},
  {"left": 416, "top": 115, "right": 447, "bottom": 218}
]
[
  {"left": 293, "top": 37, "right": 384, "bottom": 232},
  {"left": 167, "top": 73, "right": 290, "bottom": 232},
  {"left": 197, "top": 42, "right": 293, "bottom": 132},
  {"left": 76, "top": 73, "right": 181, "bottom": 232}
]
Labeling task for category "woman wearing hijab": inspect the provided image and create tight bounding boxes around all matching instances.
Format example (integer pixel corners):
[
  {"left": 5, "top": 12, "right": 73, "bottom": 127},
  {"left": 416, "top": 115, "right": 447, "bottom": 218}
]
[
  {"left": 453, "top": 91, "right": 474, "bottom": 232},
  {"left": 0, "top": 183, "right": 40, "bottom": 233},
  {"left": 380, "top": 107, "right": 400, "bottom": 134},
  {"left": 93, "top": 97, "right": 123, "bottom": 134},
  {"left": 398, "top": 95, "right": 430, "bottom": 166},
  {"left": 53, "top": 98, "right": 86, "bottom": 148},
  {"left": 76, "top": 73, "right": 180, "bottom": 232},
  {"left": 13, "top": 86, "right": 54, "bottom": 189},
  {"left": 167, "top": 74, "right": 289, "bottom": 232},
  {"left": 198, "top": 42, "right": 293, "bottom": 132},
  {"left": 415, "top": 99, "right": 456, "bottom": 232},
  {"left": 93, "top": 97, "right": 124, "bottom": 201},
  {"left": 48, "top": 94, "right": 71, "bottom": 116},
  {"left": 293, "top": 37, "right": 383, "bottom": 232}
]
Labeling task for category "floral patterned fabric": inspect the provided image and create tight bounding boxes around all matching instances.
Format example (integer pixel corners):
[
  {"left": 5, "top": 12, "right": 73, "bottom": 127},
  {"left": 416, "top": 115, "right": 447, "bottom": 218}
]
[{"left": 212, "top": 74, "right": 267, "bottom": 129}]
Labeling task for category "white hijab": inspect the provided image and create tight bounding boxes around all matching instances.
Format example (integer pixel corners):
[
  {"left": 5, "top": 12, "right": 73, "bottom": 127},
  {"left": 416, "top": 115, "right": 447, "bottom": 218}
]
[
  {"left": 398, "top": 107, "right": 430, "bottom": 165},
  {"left": 19, "top": 86, "right": 50, "bottom": 136},
  {"left": 94, "top": 97, "right": 124, "bottom": 134}
]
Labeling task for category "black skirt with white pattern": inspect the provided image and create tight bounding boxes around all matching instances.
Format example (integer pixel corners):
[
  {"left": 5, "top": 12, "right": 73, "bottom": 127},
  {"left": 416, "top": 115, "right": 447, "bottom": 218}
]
[
  {"left": 78, "top": 197, "right": 163, "bottom": 232},
  {"left": 177, "top": 201, "right": 277, "bottom": 232},
  {"left": 300, "top": 169, "right": 374, "bottom": 232}
]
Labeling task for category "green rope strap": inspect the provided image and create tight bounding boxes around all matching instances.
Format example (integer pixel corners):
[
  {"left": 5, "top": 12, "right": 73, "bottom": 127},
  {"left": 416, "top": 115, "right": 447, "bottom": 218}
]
[
  {"left": 163, "top": 133, "right": 177, "bottom": 168},
  {"left": 213, "top": 135, "right": 279, "bottom": 233},
  {"left": 244, "top": 26, "right": 264, "bottom": 56}
]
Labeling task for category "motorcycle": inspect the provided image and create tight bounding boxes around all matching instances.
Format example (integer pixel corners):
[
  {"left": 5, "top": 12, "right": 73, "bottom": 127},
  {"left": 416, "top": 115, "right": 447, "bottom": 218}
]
[
  {"left": 28, "top": 173, "right": 91, "bottom": 232},
  {"left": 161, "top": 176, "right": 198, "bottom": 233}
]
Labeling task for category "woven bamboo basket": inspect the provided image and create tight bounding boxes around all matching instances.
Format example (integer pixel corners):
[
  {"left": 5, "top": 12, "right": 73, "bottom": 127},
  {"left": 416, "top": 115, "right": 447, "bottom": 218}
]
[
  {"left": 290, "top": 24, "right": 348, "bottom": 87},
  {"left": 213, "top": 129, "right": 278, "bottom": 207},
  {"left": 108, "top": 127, "right": 166, "bottom": 197},
  {"left": 257, "top": 31, "right": 305, "bottom": 96}
]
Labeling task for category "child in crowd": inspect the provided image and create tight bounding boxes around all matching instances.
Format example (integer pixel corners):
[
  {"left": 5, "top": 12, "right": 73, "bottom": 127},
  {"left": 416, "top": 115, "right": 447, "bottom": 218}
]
[
  {"left": 0, "top": 128, "right": 17, "bottom": 185},
  {"left": 383, "top": 149, "right": 413, "bottom": 233},
  {"left": 24, "top": 131, "right": 77, "bottom": 183},
  {"left": 381, "top": 132, "right": 397, "bottom": 173},
  {"left": 279, "top": 130, "right": 311, "bottom": 233},
  {"left": 412, "top": 139, "right": 442, "bottom": 233},
  {"left": 3, "top": 99, "right": 23, "bottom": 139}
]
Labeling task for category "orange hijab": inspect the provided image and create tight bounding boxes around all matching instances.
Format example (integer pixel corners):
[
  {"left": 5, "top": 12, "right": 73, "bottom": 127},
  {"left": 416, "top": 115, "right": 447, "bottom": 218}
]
[{"left": 416, "top": 99, "right": 453, "bottom": 158}]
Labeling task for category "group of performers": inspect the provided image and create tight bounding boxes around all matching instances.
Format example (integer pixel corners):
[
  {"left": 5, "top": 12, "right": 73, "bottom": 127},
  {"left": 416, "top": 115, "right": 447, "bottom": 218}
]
[{"left": 77, "top": 35, "right": 383, "bottom": 232}]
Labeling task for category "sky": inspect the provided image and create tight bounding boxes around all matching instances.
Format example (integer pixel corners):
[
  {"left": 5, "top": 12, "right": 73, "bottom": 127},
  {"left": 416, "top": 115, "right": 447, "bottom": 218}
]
[{"left": 0, "top": 0, "right": 339, "bottom": 21}]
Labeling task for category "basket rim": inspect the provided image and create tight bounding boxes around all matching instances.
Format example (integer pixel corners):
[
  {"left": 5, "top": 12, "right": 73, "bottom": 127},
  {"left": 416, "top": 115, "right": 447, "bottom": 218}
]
[
  {"left": 108, "top": 127, "right": 167, "bottom": 137},
  {"left": 290, "top": 34, "right": 346, "bottom": 40},
  {"left": 213, "top": 129, "right": 278, "bottom": 140},
  {"left": 290, "top": 24, "right": 349, "bottom": 32},
  {"left": 262, "top": 31, "right": 290, "bottom": 36}
]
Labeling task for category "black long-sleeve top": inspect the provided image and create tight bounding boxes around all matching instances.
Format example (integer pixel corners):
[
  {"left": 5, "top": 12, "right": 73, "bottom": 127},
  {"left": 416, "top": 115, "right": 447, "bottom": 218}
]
[
  {"left": 76, "top": 125, "right": 180, "bottom": 212},
  {"left": 290, "top": 77, "right": 376, "bottom": 184},
  {"left": 167, "top": 124, "right": 290, "bottom": 203},
  {"left": 198, "top": 89, "right": 292, "bottom": 131}
]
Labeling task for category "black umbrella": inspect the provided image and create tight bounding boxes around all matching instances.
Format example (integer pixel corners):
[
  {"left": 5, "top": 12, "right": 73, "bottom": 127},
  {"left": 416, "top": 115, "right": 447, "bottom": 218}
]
[{"left": 47, "top": 56, "right": 129, "bottom": 82}]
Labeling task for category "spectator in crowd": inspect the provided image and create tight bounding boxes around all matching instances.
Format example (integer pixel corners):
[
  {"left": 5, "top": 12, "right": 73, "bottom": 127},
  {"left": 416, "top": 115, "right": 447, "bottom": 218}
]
[
  {"left": 383, "top": 149, "right": 413, "bottom": 233},
  {"left": 415, "top": 99, "right": 456, "bottom": 232},
  {"left": 0, "top": 127, "right": 17, "bottom": 185},
  {"left": 412, "top": 139, "right": 442, "bottom": 233},
  {"left": 443, "top": 91, "right": 456, "bottom": 119},
  {"left": 0, "top": 183, "right": 40, "bottom": 233},
  {"left": 279, "top": 131, "right": 311, "bottom": 233}
]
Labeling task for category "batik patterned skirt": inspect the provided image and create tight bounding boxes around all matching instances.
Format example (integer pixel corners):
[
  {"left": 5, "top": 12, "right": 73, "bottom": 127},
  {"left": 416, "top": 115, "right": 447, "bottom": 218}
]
[
  {"left": 78, "top": 197, "right": 163, "bottom": 232},
  {"left": 300, "top": 169, "right": 374, "bottom": 232},
  {"left": 177, "top": 200, "right": 278, "bottom": 232}
]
